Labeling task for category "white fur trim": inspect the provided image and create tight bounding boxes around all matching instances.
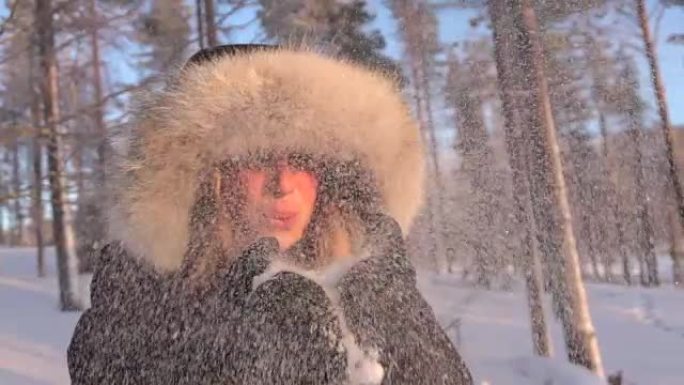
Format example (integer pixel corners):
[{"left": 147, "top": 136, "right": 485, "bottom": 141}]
[{"left": 107, "top": 48, "right": 425, "bottom": 271}]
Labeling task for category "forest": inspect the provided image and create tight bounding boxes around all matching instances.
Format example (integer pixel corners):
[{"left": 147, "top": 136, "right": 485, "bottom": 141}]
[{"left": 0, "top": 0, "right": 683, "bottom": 384}]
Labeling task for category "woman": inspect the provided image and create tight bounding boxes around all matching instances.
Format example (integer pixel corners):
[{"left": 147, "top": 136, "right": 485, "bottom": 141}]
[{"left": 68, "top": 44, "right": 473, "bottom": 385}]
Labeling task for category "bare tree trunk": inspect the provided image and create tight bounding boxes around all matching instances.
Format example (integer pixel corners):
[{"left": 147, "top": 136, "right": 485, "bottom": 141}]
[
  {"left": 0, "top": 165, "right": 9, "bottom": 245},
  {"left": 415, "top": 2, "right": 449, "bottom": 274},
  {"left": 0, "top": 206, "right": 5, "bottom": 245},
  {"left": 196, "top": 0, "right": 205, "bottom": 49},
  {"left": 29, "top": 49, "right": 45, "bottom": 277},
  {"left": 408, "top": 54, "right": 446, "bottom": 272},
  {"left": 585, "top": 38, "right": 623, "bottom": 282},
  {"left": 204, "top": 0, "right": 217, "bottom": 47},
  {"left": 490, "top": 0, "right": 604, "bottom": 375},
  {"left": 388, "top": 1, "right": 447, "bottom": 272},
  {"left": 36, "top": 0, "right": 81, "bottom": 311},
  {"left": 489, "top": 0, "right": 552, "bottom": 358},
  {"left": 420, "top": 57, "right": 449, "bottom": 274},
  {"left": 636, "top": 0, "right": 676, "bottom": 287},
  {"left": 525, "top": 237, "right": 552, "bottom": 356},
  {"left": 569, "top": 150, "right": 604, "bottom": 282},
  {"left": 599, "top": 111, "right": 631, "bottom": 285},
  {"left": 451, "top": 58, "right": 499, "bottom": 287},
  {"left": 668, "top": 211, "right": 683, "bottom": 287},
  {"left": 11, "top": 141, "right": 24, "bottom": 246},
  {"left": 67, "top": 79, "right": 85, "bottom": 198},
  {"left": 88, "top": 0, "right": 106, "bottom": 184},
  {"left": 579, "top": 203, "right": 600, "bottom": 280},
  {"left": 519, "top": 1, "right": 603, "bottom": 373},
  {"left": 31, "top": 137, "right": 45, "bottom": 277},
  {"left": 628, "top": 124, "right": 659, "bottom": 287},
  {"left": 636, "top": 0, "right": 684, "bottom": 232}
]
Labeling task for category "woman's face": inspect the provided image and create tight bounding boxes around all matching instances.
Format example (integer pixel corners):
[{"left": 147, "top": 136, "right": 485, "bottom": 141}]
[{"left": 239, "top": 159, "right": 318, "bottom": 251}]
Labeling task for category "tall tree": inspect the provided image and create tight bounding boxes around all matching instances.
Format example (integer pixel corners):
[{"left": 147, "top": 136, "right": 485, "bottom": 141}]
[
  {"left": 668, "top": 211, "right": 684, "bottom": 285},
  {"left": 488, "top": 0, "right": 604, "bottom": 375},
  {"left": 615, "top": 51, "right": 659, "bottom": 287},
  {"left": 30, "top": 79, "right": 45, "bottom": 277},
  {"left": 541, "top": 29, "right": 606, "bottom": 281},
  {"left": 196, "top": 0, "right": 205, "bottom": 49},
  {"left": 259, "top": 0, "right": 399, "bottom": 76},
  {"left": 137, "top": 0, "right": 192, "bottom": 75},
  {"left": 88, "top": 0, "right": 106, "bottom": 184},
  {"left": 386, "top": 0, "right": 449, "bottom": 272},
  {"left": 582, "top": 29, "right": 633, "bottom": 284},
  {"left": 35, "top": 0, "right": 81, "bottom": 311},
  {"left": 68, "top": 0, "right": 109, "bottom": 273},
  {"left": 204, "top": 0, "right": 218, "bottom": 46},
  {"left": 10, "top": 137, "right": 24, "bottom": 245},
  {"left": 449, "top": 53, "right": 496, "bottom": 286},
  {"left": 487, "top": 0, "right": 558, "bottom": 358},
  {"left": 1, "top": 6, "right": 30, "bottom": 248},
  {"left": 448, "top": 44, "right": 552, "bottom": 355},
  {"left": 665, "top": 0, "right": 684, "bottom": 43},
  {"left": 635, "top": 0, "right": 684, "bottom": 284},
  {"left": 636, "top": 0, "right": 684, "bottom": 235},
  {"left": 563, "top": 129, "right": 599, "bottom": 278},
  {"left": 2, "top": 0, "right": 46, "bottom": 273}
]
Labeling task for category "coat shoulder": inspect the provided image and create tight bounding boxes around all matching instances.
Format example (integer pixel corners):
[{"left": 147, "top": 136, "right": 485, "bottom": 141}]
[{"left": 88, "top": 241, "right": 167, "bottom": 311}]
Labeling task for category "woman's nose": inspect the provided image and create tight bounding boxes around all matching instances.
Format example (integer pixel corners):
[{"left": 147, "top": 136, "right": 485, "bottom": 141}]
[{"left": 266, "top": 165, "right": 294, "bottom": 197}]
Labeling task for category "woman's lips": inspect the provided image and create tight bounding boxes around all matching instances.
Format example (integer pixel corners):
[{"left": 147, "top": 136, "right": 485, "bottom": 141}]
[{"left": 265, "top": 212, "right": 298, "bottom": 229}]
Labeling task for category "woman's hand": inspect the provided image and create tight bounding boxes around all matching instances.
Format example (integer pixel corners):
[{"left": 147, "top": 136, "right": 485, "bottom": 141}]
[
  {"left": 345, "top": 212, "right": 415, "bottom": 287},
  {"left": 216, "top": 236, "right": 280, "bottom": 307},
  {"left": 214, "top": 239, "right": 348, "bottom": 384},
  {"left": 336, "top": 213, "right": 474, "bottom": 385}
]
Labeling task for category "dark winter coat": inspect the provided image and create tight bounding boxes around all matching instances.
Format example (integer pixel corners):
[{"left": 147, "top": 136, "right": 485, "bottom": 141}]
[
  {"left": 67, "top": 45, "right": 473, "bottom": 384},
  {"left": 67, "top": 216, "right": 472, "bottom": 385}
]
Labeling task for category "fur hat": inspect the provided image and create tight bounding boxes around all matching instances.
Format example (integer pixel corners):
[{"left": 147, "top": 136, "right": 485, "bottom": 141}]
[{"left": 107, "top": 45, "right": 425, "bottom": 272}]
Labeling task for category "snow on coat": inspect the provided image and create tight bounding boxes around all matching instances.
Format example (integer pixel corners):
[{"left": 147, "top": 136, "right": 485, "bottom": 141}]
[{"left": 67, "top": 45, "right": 473, "bottom": 385}]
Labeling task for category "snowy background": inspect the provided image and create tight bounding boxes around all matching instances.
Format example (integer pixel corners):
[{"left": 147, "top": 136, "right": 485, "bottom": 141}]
[
  {"left": 2, "top": 246, "right": 682, "bottom": 385},
  {"left": 1, "top": 0, "right": 683, "bottom": 384}
]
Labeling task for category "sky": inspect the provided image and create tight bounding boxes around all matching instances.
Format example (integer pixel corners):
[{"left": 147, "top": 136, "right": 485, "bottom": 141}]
[
  {"left": 0, "top": 0, "right": 682, "bottom": 127},
  {"left": 368, "top": 1, "right": 684, "bottom": 128},
  {"left": 207, "top": 0, "right": 684, "bottom": 129}
]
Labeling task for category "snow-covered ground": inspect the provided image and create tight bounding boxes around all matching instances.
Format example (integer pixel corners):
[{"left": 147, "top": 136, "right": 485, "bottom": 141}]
[
  {"left": 0, "top": 247, "right": 83, "bottom": 385},
  {"left": 420, "top": 274, "right": 684, "bottom": 385},
  {"left": 1, "top": 246, "right": 683, "bottom": 385}
]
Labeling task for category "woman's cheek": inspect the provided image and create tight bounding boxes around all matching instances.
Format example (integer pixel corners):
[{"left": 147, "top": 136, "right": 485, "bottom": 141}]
[
  {"left": 294, "top": 172, "right": 318, "bottom": 207},
  {"left": 240, "top": 170, "right": 266, "bottom": 203}
]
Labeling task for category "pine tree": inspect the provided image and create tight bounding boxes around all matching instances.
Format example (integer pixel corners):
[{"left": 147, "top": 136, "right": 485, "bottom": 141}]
[
  {"left": 69, "top": 0, "right": 109, "bottom": 273},
  {"left": 636, "top": 0, "right": 684, "bottom": 233},
  {"left": 137, "top": 0, "right": 192, "bottom": 75},
  {"left": 87, "top": 0, "right": 106, "bottom": 185},
  {"left": 1, "top": 2, "right": 33, "bottom": 248},
  {"left": 488, "top": 0, "right": 604, "bottom": 375},
  {"left": 204, "top": 0, "right": 218, "bottom": 46},
  {"left": 448, "top": 41, "right": 553, "bottom": 354},
  {"left": 1, "top": 0, "right": 46, "bottom": 274},
  {"left": 635, "top": 0, "right": 683, "bottom": 287},
  {"left": 541, "top": 29, "right": 606, "bottom": 281},
  {"left": 614, "top": 51, "right": 659, "bottom": 287},
  {"left": 258, "top": 0, "right": 399, "bottom": 77},
  {"left": 35, "top": 0, "right": 81, "bottom": 311},
  {"left": 665, "top": 1, "right": 684, "bottom": 43},
  {"left": 564, "top": 127, "right": 608, "bottom": 279},
  {"left": 448, "top": 47, "right": 497, "bottom": 286},
  {"left": 668, "top": 211, "right": 684, "bottom": 285},
  {"left": 30, "top": 60, "right": 46, "bottom": 277},
  {"left": 386, "top": 0, "right": 449, "bottom": 272},
  {"left": 582, "top": 29, "right": 633, "bottom": 285}
]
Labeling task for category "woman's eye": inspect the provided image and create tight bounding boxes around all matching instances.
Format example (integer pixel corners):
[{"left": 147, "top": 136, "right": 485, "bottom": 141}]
[
  {"left": 244, "top": 154, "right": 271, "bottom": 170},
  {"left": 288, "top": 154, "right": 313, "bottom": 170}
]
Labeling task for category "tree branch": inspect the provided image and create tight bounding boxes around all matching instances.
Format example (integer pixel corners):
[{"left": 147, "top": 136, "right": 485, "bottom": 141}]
[{"left": 0, "top": 0, "right": 19, "bottom": 37}]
